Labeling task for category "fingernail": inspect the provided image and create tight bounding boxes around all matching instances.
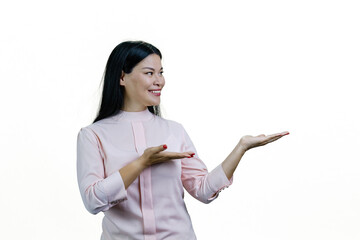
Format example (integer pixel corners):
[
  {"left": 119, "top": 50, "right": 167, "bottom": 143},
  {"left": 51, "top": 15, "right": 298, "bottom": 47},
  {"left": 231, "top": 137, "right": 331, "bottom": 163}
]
[
  {"left": 163, "top": 144, "right": 167, "bottom": 149},
  {"left": 191, "top": 153, "right": 195, "bottom": 157}
]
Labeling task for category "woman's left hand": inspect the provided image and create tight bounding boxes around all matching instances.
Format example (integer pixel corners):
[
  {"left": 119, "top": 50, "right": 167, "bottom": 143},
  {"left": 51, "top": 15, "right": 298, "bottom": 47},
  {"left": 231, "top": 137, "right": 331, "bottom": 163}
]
[{"left": 239, "top": 131, "right": 289, "bottom": 151}]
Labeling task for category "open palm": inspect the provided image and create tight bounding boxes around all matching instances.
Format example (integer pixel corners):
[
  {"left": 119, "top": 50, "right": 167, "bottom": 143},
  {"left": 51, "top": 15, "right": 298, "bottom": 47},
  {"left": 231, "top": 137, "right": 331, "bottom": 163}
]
[{"left": 240, "top": 131, "right": 289, "bottom": 151}]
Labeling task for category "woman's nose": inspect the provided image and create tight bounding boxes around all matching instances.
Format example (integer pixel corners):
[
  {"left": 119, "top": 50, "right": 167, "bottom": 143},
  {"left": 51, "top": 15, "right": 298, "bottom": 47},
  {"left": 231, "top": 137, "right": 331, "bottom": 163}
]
[{"left": 154, "top": 74, "right": 165, "bottom": 87}]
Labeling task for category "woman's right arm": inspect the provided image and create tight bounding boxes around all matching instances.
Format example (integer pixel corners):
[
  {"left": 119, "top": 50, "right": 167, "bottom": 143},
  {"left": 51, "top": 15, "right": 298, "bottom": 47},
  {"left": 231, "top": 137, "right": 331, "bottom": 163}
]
[
  {"left": 77, "top": 128, "right": 193, "bottom": 214},
  {"left": 77, "top": 128, "right": 127, "bottom": 215},
  {"left": 120, "top": 144, "right": 194, "bottom": 189}
]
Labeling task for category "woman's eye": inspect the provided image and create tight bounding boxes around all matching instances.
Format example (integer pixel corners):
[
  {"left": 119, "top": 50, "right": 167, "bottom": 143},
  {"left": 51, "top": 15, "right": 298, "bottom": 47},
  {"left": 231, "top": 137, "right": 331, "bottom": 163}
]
[{"left": 145, "top": 71, "right": 163, "bottom": 76}]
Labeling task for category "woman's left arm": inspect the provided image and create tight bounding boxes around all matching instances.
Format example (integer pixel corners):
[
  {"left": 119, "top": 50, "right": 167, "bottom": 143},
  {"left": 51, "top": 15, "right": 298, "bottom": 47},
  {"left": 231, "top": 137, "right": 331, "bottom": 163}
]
[
  {"left": 180, "top": 124, "right": 289, "bottom": 203},
  {"left": 221, "top": 132, "right": 289, "bottom": 180}
]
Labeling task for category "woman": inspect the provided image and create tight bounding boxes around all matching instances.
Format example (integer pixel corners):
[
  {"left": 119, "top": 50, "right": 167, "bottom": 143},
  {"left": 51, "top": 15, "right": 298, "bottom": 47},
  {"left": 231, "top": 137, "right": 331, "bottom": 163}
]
[{"left": 77, "top": 41, "right": 289, "bottom": 240}]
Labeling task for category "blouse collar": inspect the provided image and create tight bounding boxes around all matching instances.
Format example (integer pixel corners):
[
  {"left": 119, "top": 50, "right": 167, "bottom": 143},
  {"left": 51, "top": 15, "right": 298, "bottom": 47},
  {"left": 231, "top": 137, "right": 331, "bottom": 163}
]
[{"left": 114, "top": 108, "right": 155, "bottom": 122}]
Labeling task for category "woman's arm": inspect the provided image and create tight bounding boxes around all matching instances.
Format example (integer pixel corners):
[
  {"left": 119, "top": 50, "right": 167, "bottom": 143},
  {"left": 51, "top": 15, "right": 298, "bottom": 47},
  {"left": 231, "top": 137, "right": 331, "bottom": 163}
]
[
  {"left": 77, "top": 128, "right": 194, "bottom": 214},
  {"left": 181, "top": 125, "right": 233, "bottom": 204},
  {"left": 120, "top": 145, "right": 195, "bottom": 189},
  {"left": 221, "top": 144, "right": 246, "bottom": 181},
  {"left": 119, "top": 158, "right": 147, "bottom": 190},
  {"left": 221, "top": 132, "right": 289, "bottom": 180},
  {"left": 180, "top": 125, "right": 289, "bottom": 203},
  {"left": 77, "top": 128, "right": 127, "bottom": 214}
]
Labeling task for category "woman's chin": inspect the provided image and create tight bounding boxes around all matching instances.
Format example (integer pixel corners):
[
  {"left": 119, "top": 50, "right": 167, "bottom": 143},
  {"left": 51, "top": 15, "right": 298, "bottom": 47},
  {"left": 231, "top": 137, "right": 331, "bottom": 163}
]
[
  {"left": 147, "top": 100, "right": 160, "bottom": 106},
  {"left": 147, "top": 103, "right": 160, "bottom": 107}
]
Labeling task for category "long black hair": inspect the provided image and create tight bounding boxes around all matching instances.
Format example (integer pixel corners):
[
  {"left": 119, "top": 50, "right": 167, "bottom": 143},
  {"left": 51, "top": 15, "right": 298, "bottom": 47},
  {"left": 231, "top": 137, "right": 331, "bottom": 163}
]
[{"left": 93, "top": 41, "right": 162, "bottom": 123}]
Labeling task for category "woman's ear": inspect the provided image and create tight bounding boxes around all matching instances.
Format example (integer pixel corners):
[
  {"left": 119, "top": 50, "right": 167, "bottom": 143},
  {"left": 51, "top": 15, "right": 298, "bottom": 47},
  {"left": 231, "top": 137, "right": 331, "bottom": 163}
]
[{"left": 120, "top": 71, "right": 125, "bottom": 86}]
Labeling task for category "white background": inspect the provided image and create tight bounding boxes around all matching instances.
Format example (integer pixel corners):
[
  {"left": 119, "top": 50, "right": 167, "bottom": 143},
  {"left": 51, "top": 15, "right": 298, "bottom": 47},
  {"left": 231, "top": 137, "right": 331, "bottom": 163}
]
[{"left": 1, "top": 0, "right": 359, "bottom": 239}]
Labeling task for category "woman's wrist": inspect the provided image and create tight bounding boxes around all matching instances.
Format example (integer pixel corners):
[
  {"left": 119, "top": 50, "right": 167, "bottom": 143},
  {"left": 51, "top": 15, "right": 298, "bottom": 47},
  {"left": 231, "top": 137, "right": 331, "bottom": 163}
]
[
  {"left": 136, "top": 155, "right": 149, "bottom": 170},
  {"left": 236, "top": 142, "right": 248, "bottom": 153}
]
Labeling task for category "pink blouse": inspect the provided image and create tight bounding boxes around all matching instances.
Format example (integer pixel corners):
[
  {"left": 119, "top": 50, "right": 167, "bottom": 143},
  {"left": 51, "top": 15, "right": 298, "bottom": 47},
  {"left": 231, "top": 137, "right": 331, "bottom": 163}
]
[{"left": 76, "top": 108, "right": 233, "bottom": 240}]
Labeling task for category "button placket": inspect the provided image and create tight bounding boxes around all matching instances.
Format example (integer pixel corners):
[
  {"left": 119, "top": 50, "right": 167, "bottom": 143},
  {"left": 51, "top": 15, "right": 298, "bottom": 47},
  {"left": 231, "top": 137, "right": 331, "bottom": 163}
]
[{"left": 131, "top": 121, "right": 156, "bottom": 238}]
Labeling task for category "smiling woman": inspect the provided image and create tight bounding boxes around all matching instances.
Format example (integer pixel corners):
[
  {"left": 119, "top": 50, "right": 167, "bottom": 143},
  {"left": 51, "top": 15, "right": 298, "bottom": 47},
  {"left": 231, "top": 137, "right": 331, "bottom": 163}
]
[
  {"left": 93, "top": 41, "right": 163, "bottom": 123},
  {"left": 76, "top": 40, "right": 289, "bottom": 240},
  {"left": 120, "top": 54, "right": 164, "bottom": 112}
]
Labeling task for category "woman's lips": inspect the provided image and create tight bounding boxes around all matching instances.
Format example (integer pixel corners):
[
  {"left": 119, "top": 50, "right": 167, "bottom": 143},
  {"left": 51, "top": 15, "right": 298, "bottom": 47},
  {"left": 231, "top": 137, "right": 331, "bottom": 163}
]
[{"left": 149, "top": 90, "right": 161, "bottom": 96}]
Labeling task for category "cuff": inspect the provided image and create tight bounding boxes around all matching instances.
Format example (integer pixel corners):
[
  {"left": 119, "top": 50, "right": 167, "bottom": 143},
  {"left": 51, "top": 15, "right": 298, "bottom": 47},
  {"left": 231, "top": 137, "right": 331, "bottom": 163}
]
[
  {"left": 207, "top": 164, "right": 234, "bottom": 201},
  {"left": 98, "top": 171, "right": 128, "bottom": 205}
]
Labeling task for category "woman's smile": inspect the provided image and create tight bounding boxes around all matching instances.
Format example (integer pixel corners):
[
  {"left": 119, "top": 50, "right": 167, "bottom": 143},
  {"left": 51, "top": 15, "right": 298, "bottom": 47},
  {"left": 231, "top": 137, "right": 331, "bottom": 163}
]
[{"left": 148, "top": 89, "right": 161, "bottom": 96}]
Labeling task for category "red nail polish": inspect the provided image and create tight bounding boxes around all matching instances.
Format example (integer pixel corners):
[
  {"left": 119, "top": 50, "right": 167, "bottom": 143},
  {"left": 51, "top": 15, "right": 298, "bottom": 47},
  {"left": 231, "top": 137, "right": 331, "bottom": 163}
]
[
  {"left": 191, "top": 153, "right": 195, "bottom": 157},
  {"left": 163, "top": 144, "right": 167, "bottom": 149}
]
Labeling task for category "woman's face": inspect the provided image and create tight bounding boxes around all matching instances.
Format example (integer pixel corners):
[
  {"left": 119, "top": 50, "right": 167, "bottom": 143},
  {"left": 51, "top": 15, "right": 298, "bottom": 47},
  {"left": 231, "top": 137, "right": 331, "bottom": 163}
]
[{"left": 120, "top": 54, "right": 165, "bottom": 111}]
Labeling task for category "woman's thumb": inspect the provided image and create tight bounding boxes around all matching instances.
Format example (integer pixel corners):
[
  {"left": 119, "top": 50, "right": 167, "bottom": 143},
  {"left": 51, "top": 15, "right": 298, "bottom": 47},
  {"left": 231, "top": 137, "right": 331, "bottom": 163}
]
[{"left": 153, "top": 144, "right": 167, "bottom": 153}]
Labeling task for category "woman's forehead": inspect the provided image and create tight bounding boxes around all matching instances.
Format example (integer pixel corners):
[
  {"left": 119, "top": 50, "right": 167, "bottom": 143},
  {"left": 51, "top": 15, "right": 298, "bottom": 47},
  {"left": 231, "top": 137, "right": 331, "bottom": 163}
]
[{"left": 136, "top": 54, "right": 162, "bottom": 68}]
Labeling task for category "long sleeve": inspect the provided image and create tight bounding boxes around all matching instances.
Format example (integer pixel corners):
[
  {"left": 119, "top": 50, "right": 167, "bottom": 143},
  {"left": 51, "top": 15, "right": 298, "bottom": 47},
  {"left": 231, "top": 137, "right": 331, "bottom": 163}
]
[
  {"left": 180, "top": 125, "right": 233, "bottom": 204},
  {"left": 76, "top": 127, "right": 127, "bottom": 214},
  {"left": 76, "top": 109, "right": 232, "bottom": 239}
]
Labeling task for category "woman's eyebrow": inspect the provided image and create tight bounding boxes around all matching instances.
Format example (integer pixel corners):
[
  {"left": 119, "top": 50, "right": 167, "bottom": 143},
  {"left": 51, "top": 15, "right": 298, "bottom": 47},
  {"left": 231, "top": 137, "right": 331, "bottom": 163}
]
[{"left": 142, "top": 67, "right": 163, "bottom": 71}]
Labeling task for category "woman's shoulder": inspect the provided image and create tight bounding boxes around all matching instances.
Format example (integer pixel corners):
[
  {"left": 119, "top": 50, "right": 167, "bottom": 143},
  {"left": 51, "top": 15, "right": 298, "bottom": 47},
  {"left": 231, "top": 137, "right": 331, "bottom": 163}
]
[
  {"left": 77, "top": 123, "right": 99, "bottom": 139},
  {"left": 80, "top": 114, "right": 121, "bottom": 130},
  {"left": 77, "top": 118, "right": 110, "bottom": 138}
]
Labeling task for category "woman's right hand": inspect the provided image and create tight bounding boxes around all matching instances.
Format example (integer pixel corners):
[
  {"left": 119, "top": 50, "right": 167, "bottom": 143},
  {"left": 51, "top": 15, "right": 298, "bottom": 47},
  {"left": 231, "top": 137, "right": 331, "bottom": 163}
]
[{"left": 138, "top": 144, "right": 195, "bottom": 167}]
